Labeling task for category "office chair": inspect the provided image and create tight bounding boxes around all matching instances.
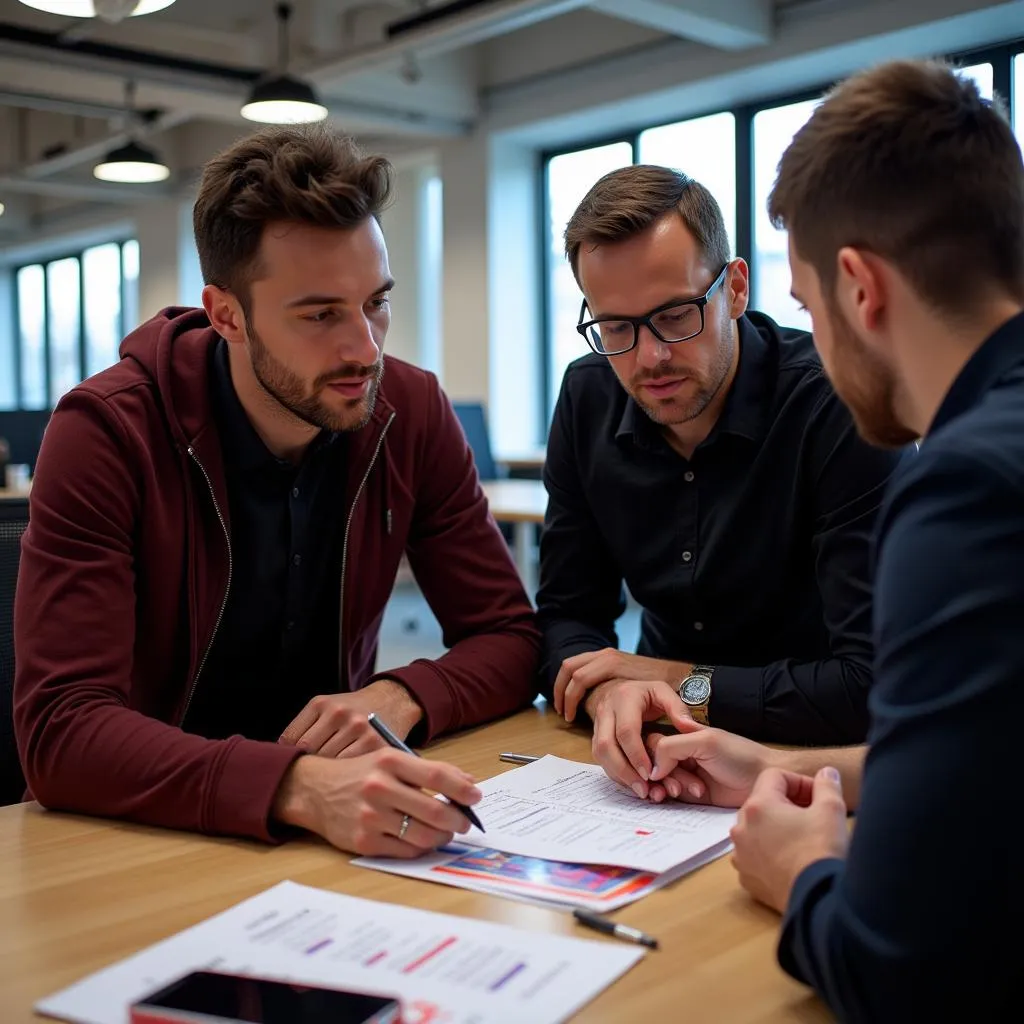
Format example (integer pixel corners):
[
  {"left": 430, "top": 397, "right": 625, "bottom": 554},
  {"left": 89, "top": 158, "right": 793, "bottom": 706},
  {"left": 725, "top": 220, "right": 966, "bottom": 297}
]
[
  {"left": 0, "top": 498, "right": 28, "bottom": 806},
  {"left": 452, "top": 402, "right": 501, "bottom": 482}
]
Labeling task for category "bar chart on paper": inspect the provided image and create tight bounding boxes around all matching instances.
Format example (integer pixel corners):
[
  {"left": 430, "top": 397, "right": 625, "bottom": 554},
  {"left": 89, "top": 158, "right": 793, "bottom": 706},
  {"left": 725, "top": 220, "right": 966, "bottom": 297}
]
[{"left": 36, "top": 881, "right": 644, "bottom": 1024}]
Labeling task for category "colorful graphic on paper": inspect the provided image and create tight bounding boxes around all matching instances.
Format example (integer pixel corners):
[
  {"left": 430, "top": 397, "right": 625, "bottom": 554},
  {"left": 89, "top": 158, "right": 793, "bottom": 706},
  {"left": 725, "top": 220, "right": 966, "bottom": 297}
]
[{"left": 433, "top": 847, "right": 656, "bottom": 903}]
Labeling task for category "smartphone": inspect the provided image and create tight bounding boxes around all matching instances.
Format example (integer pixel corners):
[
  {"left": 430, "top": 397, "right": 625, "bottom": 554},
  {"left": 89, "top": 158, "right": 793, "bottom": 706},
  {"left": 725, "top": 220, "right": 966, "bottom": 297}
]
[{"left": 130, "top": 970, "right": 401, "bottom": 1024}]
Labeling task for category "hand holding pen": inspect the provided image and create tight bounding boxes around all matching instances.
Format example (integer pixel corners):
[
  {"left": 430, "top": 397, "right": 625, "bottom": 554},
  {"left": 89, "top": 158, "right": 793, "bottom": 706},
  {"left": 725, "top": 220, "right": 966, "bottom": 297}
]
[{"left": 367, "top": 714, "right": 486, "bottom": 832}]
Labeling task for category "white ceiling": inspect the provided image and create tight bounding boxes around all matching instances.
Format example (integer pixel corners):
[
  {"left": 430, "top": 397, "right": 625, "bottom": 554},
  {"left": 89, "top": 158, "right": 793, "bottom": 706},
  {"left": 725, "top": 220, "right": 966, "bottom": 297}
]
[
  {"left": 0, "top": 0, "right": 1020, "bottom": 240},
  {"left": 0, "top": 0, "right": 791, "bottom": 219}
]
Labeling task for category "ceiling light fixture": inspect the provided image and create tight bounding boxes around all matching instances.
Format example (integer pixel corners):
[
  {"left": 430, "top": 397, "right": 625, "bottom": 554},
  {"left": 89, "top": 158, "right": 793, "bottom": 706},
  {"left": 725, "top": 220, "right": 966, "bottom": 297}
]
[
  {"left": 241, "top": 3, "right": 327, "bottom": 124},
  {"left": 93, "top": 81, "right": 170, "bottom": 183},
  {"left": 18, "top": 1, "right": 177, "bottom": 20},
  {"left": 94, "top": 139, "right": 170, "bottom": 182}
]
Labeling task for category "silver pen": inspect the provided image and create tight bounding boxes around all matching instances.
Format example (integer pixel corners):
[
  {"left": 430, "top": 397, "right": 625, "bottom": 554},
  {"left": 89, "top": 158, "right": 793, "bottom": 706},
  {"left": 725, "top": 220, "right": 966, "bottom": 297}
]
[{"left": 499, "top": 752, "right": 540, "bottom": 764}]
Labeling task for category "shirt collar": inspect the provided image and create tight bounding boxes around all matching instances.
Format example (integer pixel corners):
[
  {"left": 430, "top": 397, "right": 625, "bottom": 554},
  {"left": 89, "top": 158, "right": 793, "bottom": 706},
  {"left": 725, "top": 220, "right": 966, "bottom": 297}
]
[
  {"left": 614, "top": 314, "right": 775, "bottom": 450},
  {"left": 929, "top": 310, "right": 1024, "bottom": 435}
]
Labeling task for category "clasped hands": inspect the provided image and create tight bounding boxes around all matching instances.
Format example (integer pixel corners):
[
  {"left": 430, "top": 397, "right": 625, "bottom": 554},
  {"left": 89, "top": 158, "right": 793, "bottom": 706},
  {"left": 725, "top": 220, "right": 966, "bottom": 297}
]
[{"left": 553, "top": 648, "right": 849, "bottom": 913}]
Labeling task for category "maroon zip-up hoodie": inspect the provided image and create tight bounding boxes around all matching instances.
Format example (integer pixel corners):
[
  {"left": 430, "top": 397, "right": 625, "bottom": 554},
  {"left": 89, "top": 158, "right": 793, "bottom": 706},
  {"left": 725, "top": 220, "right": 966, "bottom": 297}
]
[{"left": 13, "top": 308, "right": 540, "bottom": 840}]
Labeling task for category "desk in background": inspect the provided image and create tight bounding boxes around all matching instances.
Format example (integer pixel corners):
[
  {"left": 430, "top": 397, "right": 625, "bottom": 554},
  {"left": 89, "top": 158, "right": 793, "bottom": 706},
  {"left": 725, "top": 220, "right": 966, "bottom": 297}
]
[
  {"left": 497, "top": 447, "right": 546, "bottom": 479},
  {"left": 481, "top": 478, "right": 547, "bottom": 594},
  {"left": 0, "top": 707, "right": 827, "bottom": 1023}
]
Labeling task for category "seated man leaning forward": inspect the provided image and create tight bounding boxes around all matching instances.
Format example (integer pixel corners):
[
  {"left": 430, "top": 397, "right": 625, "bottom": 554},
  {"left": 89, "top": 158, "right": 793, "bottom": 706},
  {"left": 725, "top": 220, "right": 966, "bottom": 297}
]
[
  {"left": 538, "top": 164, "right": 905, "bottom": 791},
  {"left": 14, "top": 124, "right": 539, "bottom": 857}
]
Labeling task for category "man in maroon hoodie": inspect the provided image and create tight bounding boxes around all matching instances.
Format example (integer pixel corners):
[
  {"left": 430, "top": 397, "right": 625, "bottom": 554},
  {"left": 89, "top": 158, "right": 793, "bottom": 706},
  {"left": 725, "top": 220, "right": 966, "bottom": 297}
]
[{"left": 13, "top": 124, "right": 540, "bottom": 857}]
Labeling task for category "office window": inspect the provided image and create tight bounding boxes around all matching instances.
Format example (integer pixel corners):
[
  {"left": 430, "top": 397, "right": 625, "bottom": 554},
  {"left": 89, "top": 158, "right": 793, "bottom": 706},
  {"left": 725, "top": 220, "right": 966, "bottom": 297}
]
[
  {"left": 11, "top": 238, "right": 138, "bottom": 410},
  {"left": 638, "top": 112, "right": 737, "bottom": 254},
  {"left": 83, "top": 243, "right": 123, "bottom": 377},
  {"left": 1015, "top": 53, "right": 1024, "bottom": 141},
  {"left": 752, "top": 99, "right": 819, "bottom": 330},
  {"left": 47, "top": 257, "right": 82, "bottom": 407},
  {"left": 122, "top": 238, "right": 140, "bottom": 333},
  {"left": 16, "top": 265, "right": 47, "bottom": 411},
  {"left": 541, "top": 44, "right": 1023, "bottom": 423},
  {"left": 545, "top": 141, "right": 632, "bottom": 412},
  {"left": 958, "top": 61, "right": 993, "bottom": 100}
]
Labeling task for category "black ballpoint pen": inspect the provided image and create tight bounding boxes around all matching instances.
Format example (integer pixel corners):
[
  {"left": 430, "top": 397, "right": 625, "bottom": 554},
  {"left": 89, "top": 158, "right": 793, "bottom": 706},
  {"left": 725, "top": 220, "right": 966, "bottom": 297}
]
[
  {"left": 367, "top": 713, "right": 486, "bottom": 832},
  {"left": 572, "top": 908, "right": 659, "bottom": 950}
]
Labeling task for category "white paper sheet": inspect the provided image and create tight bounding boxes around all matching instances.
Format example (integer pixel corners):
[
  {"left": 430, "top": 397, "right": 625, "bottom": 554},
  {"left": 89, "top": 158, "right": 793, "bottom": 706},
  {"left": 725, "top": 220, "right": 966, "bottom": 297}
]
[
  {"left": 461, "top": 756, "right": 737, "bottom": 873},
  {"left": 35, "top": 880, "right": 643, "bottom": 1024},
  {"left": 354, "top": 840, "right": 727, "bottom": 912}
]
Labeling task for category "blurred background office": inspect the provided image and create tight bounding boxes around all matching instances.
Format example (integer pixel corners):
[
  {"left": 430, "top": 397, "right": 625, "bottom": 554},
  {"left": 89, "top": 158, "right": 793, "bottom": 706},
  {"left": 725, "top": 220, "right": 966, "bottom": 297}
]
[{"left": 0, "top": 0, "right": 1022, "bottom": 660}]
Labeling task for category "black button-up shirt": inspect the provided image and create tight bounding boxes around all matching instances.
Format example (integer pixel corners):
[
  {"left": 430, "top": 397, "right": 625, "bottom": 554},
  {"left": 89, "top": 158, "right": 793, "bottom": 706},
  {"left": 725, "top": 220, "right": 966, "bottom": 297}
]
[
  {"left": 778, "top": 310, "right": 1024, "bottom": 1023},
  {"left": 537, "top": 311, "right": 905, "bottom": 744},
  {"left": 184, "top": 341, "right": 347, "bottom": 742}
]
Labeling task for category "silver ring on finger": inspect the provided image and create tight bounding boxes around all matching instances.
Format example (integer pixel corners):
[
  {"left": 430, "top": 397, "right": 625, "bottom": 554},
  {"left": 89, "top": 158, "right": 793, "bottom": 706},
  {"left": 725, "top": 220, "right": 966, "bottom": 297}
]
[{"left": 398, "top": 813, "right": 411, "bottom": 841}]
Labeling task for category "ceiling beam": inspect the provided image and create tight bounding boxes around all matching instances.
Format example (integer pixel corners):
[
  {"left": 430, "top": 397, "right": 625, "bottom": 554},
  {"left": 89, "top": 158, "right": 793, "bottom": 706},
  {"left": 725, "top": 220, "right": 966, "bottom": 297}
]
[
  {"left": 302, "top": 0, "right": 590, "bottom": 85},
  {"left": 588, "top": 0, "right": 773, "bottom": 50},
  {"left": 0, "top": 22, "right": 472, "bottom": 139},
  {"left": 0, "top": 175, "right": 174, "bottom": 204}
]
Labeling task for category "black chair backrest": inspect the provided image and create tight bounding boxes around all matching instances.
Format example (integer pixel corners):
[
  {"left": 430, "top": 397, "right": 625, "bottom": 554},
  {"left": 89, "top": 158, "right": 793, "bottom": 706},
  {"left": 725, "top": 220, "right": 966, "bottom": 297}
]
[
  {"left": 452, "top": 402, "right": 499, "bottom": 482},
  {"left": 0, "top": 498, "right": 28, "bottom": 805}
]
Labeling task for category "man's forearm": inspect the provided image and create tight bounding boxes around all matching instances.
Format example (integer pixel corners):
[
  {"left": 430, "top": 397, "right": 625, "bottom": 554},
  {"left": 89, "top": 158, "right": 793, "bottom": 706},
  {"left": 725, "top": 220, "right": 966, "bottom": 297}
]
[
  {"left": 365, "top": 678, "right": 424, "bottom": 737},
  {"left": 772, "top": 745, "right": 866, "bottom": 811}
]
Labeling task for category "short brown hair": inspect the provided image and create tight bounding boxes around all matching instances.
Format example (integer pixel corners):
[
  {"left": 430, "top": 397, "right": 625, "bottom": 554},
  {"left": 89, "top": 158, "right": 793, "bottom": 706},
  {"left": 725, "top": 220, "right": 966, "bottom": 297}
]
[
  {"left": 193, "top": 123, "right": 393, "bottom": 306},
  {"left": 564, "top": 165, "right": 730, "bottom": 282},
  {"left": 768, "top": 59, "right": 1024, "bottom": 312}
]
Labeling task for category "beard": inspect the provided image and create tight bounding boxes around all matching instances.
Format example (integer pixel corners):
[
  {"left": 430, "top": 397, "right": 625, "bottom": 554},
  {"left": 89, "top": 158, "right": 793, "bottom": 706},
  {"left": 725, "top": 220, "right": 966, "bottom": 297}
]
[
  {"left": 824, "top": 304, "right": 918, "bottom": 448},
  {"left": 629, "top": 309, "right": 736, "bottom": 426},
  {"left": 245, "top": 319, "right": 383, "bottom": 433}
]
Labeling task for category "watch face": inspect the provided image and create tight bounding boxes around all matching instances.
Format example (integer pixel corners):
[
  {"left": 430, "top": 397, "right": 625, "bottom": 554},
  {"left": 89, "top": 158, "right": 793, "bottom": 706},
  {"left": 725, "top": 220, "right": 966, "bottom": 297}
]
[{"left": 681, "top": 675, "right": 711, "bottom": 705}]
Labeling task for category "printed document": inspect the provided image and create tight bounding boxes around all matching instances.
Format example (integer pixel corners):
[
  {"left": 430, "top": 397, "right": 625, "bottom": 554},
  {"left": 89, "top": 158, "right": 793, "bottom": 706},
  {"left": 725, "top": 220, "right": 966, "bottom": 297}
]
[
  {"left": 459, "top": 756, "right": 736, "bottom": 873},
  {"left": 36, "top": 880, "right": 642, "bottom": 1024},
  {"left": 354, "top": 841, "right": 725, "bottom": 911}
]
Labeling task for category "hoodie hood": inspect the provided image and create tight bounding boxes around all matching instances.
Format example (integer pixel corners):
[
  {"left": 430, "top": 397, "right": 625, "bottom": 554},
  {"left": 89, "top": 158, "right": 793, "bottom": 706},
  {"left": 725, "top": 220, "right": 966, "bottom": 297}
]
[{"left": 120, "top": 306, "right": 221, "bottom": 450}]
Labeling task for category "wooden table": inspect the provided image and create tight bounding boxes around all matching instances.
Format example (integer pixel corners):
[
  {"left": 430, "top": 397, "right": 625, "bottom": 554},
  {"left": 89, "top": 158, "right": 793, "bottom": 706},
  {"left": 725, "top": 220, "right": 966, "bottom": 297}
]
[
  {"left": 497, "top": 448, "right": 546, "bottom": 476},
  {"left": 0, "top": 707, "right": 827, "bottom": 1023},
  {"left": 481, "top": 479, "right": 548, "bottom": 594}
]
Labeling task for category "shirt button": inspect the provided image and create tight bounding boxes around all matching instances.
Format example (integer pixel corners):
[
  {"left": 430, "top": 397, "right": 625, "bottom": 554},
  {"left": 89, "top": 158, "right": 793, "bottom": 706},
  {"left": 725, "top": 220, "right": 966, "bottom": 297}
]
[
  {"left": 693, "top": 621, "right": 704, "bottom": 631},
  {"left": 291, "top": 486, "right": 300, "bottom": 499},
  {"left": 292, "top": 553, "right": 302, "bottom": 567},
  {"left": 684, "top": 471, "right": 695, "bottom": 482},
  {"left": 681, "top": 550, "right": 693, "bottom": 563}
]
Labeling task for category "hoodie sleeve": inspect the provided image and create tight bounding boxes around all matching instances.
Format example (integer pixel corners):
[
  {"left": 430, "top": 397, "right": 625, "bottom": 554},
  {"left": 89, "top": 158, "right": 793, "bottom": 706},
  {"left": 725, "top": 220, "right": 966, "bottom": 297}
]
[
  {"left": 371, "top": 379, "right": 541, "bottom": 739},
  {"left": 14, "top": 389, "right": 302, "bottom": 841}
]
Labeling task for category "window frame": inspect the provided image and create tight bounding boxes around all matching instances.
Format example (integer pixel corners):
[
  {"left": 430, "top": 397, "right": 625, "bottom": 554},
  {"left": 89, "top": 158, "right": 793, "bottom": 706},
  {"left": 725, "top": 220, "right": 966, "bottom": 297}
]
[
  {"left": 539, "top": 38, "right": 1024, "bottom": 425},
  {"left": 9, "top": 237, "right": 136, "bottom": 411}
]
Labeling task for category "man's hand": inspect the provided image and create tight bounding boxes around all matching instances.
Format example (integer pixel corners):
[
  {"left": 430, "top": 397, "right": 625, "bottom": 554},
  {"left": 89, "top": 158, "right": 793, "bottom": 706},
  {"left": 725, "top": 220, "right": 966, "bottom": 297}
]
[
  {"left": 730, "top": 766, "right": 850, "bottom": 913},
  {"left": 272, "top": 748, "right": 482, "bottom": 858},
  {"left": 553, "top": 648, "right": 691, "bottom": 722},
  {"left": 588, "top": 680, "right": 695, "bottom": 799},
  {"left": 646, "top": 723, "right": 778, "bottom": 807},
  {"left": 279, "top": 679, "right": 423, "bottom": 758}
]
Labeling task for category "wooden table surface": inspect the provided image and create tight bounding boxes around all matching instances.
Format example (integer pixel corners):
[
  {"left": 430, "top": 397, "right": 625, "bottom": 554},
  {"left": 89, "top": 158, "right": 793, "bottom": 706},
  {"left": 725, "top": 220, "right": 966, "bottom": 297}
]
[
  {"left": 481, "top": 479, "right": 547, "bottom": 524},
  {"left": 0, "top": 706, "right": 829, "bottom": 1023}
]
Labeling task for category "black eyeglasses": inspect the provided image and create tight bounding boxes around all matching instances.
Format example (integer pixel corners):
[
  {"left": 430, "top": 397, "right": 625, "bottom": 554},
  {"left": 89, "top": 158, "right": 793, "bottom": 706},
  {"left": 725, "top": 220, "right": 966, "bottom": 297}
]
[{"left": 576, "top": 263, "right": 730, "bottom": 356}]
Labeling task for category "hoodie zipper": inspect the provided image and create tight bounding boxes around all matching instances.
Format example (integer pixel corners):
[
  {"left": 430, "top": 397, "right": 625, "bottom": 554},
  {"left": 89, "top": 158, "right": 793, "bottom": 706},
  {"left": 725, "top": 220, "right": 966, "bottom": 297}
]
[
  {"left": 338, "top": 411, "right": 395, "bottom": 689},
  {"left": 180, "top": 445, "right": 233, "bottom": 727}
]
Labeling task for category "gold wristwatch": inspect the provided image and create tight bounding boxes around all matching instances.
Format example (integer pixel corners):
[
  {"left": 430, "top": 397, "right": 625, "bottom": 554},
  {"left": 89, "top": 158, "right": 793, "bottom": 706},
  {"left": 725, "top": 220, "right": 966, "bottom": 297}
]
[{"left": 678, "top": 665, "right": 714, "bottom": 725}]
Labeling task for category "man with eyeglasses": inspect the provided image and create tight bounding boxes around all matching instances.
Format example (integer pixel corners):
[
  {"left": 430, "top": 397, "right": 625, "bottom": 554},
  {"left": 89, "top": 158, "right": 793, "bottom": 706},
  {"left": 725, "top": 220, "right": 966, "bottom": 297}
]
[{"left": 537, "top": 164, "right": 905, "bottom": 799}]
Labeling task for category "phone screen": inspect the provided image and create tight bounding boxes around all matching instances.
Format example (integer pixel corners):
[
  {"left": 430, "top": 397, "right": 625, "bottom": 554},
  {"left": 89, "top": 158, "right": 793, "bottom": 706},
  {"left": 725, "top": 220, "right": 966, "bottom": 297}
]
[{"left": 135, "top": 971, "right": 401, "bottom": 1024}]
